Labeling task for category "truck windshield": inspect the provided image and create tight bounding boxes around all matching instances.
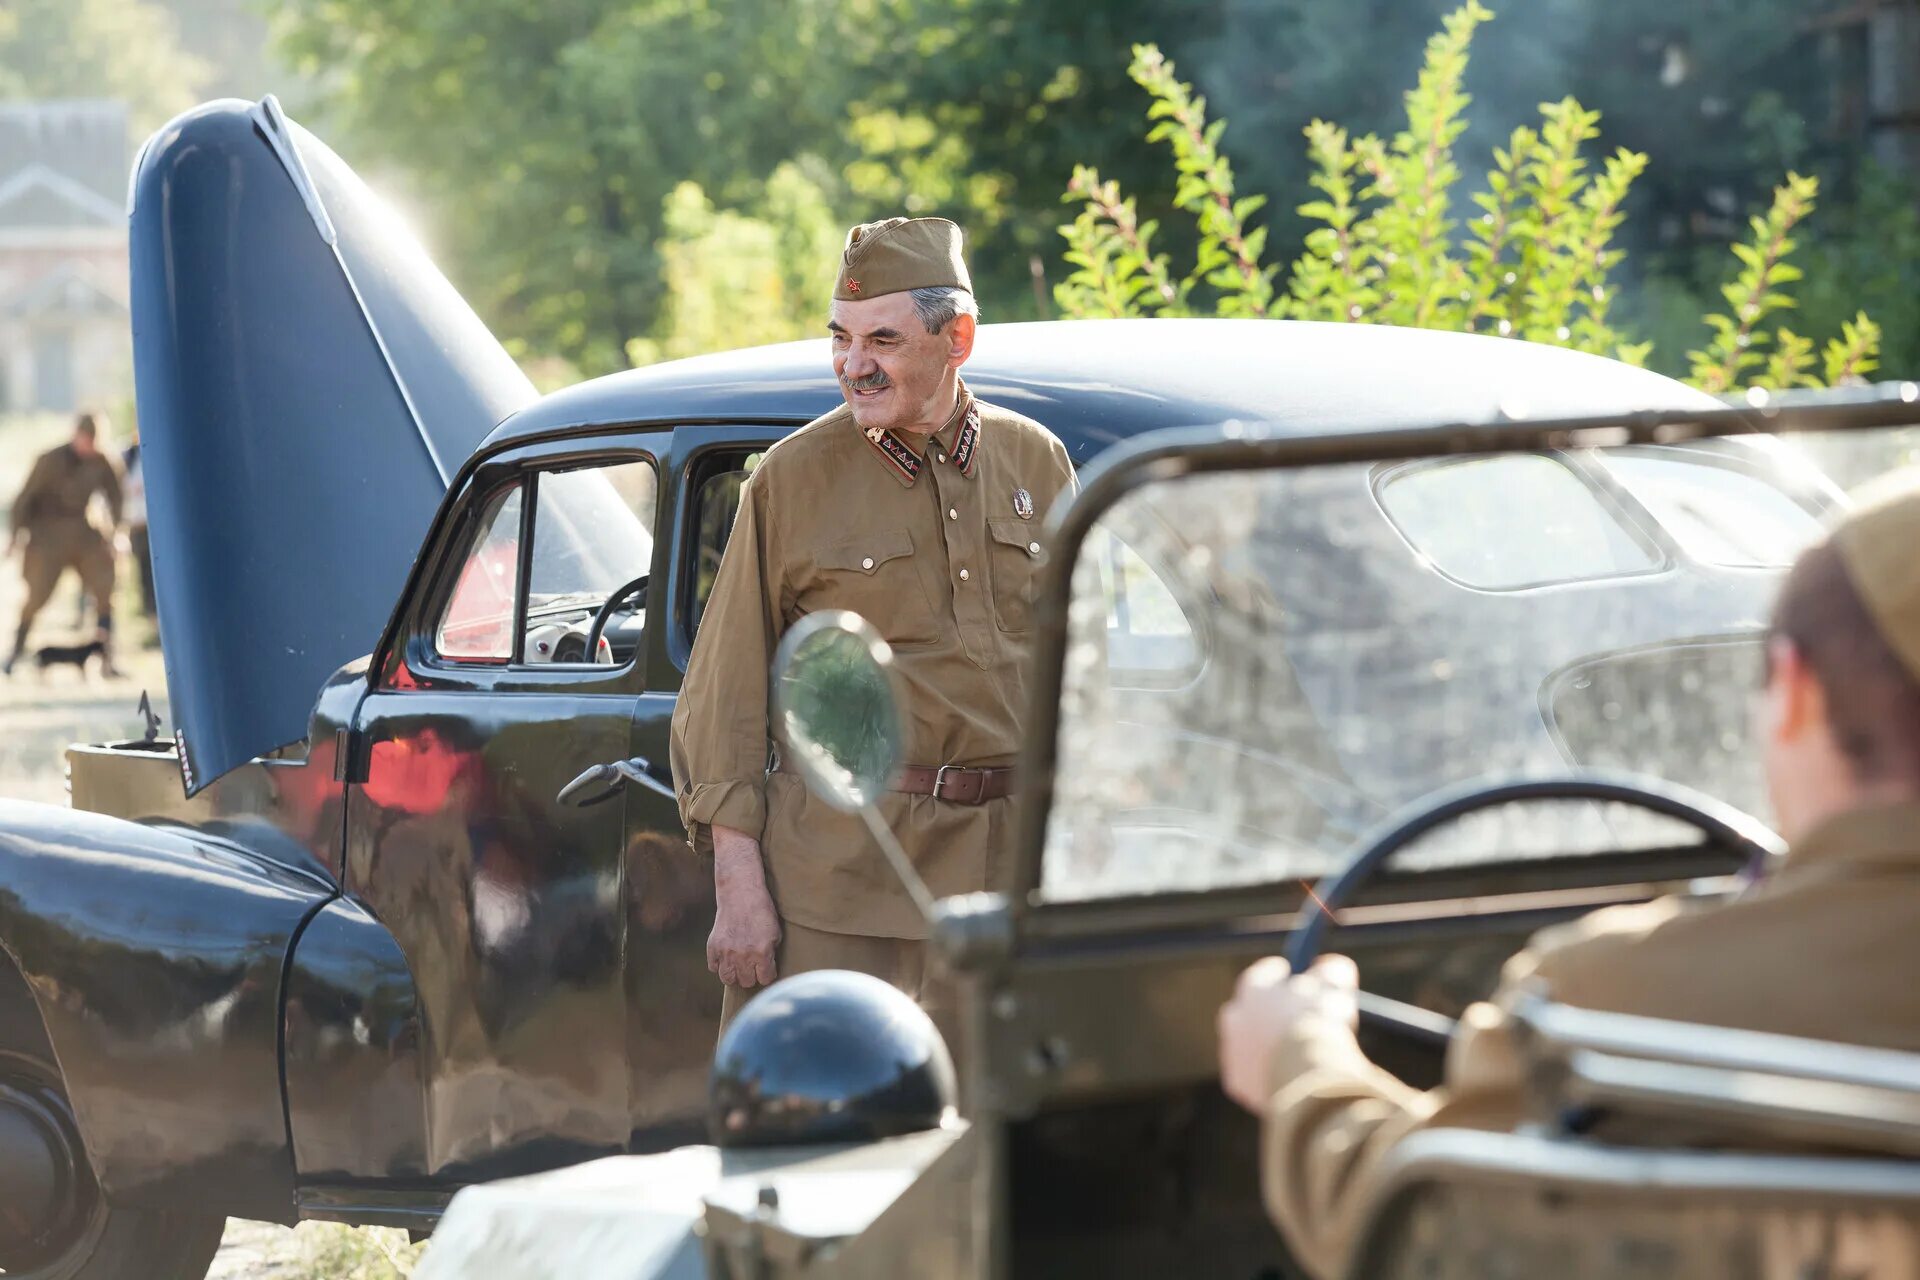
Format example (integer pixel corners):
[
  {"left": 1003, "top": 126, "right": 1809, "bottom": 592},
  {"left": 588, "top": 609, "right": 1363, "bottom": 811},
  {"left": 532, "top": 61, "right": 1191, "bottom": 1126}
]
[{"left": 1037, "top": 427, "right": 1889, "bottom": 903}]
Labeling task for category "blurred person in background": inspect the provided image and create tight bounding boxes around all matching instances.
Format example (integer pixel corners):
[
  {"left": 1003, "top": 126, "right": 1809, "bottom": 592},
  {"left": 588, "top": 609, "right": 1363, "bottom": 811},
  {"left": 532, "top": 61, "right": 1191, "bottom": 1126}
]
[
  {"left": 122, "top": 428, "right": 157, "bottom": 624},
  {"left": 6, "top": 412, "right": 124, "bottom": 675}
]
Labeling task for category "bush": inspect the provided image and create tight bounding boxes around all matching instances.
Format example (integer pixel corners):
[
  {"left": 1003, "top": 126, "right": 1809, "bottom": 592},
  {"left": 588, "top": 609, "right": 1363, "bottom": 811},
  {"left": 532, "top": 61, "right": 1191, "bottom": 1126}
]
[{"left": 1056, "top": 2, "right": 1883, "bottom": 393}]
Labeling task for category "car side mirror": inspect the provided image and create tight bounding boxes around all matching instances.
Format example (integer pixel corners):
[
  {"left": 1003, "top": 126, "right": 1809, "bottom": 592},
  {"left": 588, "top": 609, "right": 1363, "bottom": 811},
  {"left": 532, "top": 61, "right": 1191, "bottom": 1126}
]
[
  {"left": 771, "top": 610, "right": 934, "bottom": 922},
  {"left": 772, "top": 610, "right": 904, "bottom": 812}
]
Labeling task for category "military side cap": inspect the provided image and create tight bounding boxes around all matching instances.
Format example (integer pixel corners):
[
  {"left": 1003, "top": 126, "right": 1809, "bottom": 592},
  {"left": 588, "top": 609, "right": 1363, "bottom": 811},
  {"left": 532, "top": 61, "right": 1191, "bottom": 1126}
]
[
  {"left": 1834, "top": 469, "right": 1920, "bottom": 681},
  {"left": 834, "top": 217, "right": 971, "bottom": 302}
]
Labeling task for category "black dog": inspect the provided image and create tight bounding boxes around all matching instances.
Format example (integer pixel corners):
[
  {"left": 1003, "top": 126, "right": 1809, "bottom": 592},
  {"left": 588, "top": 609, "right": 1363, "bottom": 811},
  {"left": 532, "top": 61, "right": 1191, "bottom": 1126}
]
[{"left": 33, "top": 639, "right": 117, "bottom": 679}]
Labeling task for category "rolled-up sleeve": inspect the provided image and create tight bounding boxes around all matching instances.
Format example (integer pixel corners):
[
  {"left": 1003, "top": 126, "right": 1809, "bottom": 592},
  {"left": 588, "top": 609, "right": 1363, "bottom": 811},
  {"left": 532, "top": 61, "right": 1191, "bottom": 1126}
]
[{"left": 670, "top": 472, "right": 782, "bottom": 857}]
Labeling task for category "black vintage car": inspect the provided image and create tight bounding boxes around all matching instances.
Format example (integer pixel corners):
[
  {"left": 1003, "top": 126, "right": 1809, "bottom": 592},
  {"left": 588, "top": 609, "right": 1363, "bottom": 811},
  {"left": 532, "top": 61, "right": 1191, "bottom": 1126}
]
[{"left": 0, "top": 97, "right": 1840, "bottom": 1279}]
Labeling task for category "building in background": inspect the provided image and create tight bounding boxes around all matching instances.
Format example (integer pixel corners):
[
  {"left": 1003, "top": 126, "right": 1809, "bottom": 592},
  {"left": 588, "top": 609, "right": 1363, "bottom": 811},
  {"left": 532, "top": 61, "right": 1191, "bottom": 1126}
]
[{"left": 0, "top": 101, "right": 131, "bottom": 415}]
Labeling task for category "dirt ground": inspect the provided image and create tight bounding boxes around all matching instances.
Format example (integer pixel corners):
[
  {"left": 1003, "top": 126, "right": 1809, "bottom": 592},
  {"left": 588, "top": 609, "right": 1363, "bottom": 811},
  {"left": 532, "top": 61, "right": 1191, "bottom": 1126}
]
[{"left": 0, "top": 414, "right": 416, "bottom": 1277}]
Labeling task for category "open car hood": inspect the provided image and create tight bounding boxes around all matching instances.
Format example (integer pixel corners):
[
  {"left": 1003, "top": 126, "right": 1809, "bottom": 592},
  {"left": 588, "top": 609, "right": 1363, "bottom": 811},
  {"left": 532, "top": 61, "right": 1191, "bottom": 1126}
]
[{"left": 130, "top": 98, "right": 535, "bottom": 792}]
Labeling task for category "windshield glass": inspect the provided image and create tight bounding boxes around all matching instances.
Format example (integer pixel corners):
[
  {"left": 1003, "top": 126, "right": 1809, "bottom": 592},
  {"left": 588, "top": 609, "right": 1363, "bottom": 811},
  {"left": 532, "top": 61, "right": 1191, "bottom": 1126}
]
[{"left": 1038, "top": 427, "right": 1899, "bottom": 903}]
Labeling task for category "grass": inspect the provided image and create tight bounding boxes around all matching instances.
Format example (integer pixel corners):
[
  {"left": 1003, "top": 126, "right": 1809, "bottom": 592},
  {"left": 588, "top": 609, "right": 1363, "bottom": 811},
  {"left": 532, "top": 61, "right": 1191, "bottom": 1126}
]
[{"left": 288, "top": 1224, "right": 426, "bottom": 1280}]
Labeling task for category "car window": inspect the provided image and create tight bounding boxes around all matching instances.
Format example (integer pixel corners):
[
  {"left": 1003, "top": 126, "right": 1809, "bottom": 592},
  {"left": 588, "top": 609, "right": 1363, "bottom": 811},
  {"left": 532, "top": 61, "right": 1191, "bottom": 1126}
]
[
  {"left": 1085, "top": 526, "right": 1201, "bottom": 684},
  {"left": 1377, "top": 454, "right": 1656, "bottom": 589},
  {"left": 434, "top": 482, "right": 522, "bottom": 663},
  {"left": 1597, "top": 450, "right": 1824, "bottom": 568},
  {"left": 524, "top": 458, "right": 658, "bottom": 665},
  {"left": 529, "top": 460, "right": 657, "bottom": 604},
  {"left": 686, "top": 451, "right": 763, "bottom": 640}
]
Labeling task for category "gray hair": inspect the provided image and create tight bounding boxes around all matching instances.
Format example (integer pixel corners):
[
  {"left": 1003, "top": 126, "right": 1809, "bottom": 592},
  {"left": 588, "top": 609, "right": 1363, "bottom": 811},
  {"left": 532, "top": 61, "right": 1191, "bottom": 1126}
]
[{"left": 909, "top": 286, "right": 979, "bottom": 334}]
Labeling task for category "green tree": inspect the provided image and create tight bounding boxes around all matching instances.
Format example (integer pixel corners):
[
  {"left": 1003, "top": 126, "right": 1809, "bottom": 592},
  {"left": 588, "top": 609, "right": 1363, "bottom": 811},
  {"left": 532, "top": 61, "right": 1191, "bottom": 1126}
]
[
  {"left": 1057, "top": 6, "right": 1884, "bottom": 393},
  {"left": 269, "top": 0, "right": 1902, "bottom": 383},
  {"left": 270, "top": 0, "right": 1233, "bottom": 370},
  {"left": 625, "top": 160, "right": 842, "bottom": 365},
  {"left": 0, "top": 0, "right": 208, "bottom": 133},
  {"left": 272, "top": 0, "right": 892, "bottom": 373}
]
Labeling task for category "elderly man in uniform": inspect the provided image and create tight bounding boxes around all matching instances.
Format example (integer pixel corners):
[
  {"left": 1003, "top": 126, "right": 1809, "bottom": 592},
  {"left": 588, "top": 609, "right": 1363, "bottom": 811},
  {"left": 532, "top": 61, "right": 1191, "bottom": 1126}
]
[
  {"left": 1219, "top": 473, "right": 1920, "bottom": 1280},
  {"left": 671, "top": 217, "right": 1075, "bottom": 1028},
  {"left": 6, "top": 412, "right": 123, "bottom": 675}
]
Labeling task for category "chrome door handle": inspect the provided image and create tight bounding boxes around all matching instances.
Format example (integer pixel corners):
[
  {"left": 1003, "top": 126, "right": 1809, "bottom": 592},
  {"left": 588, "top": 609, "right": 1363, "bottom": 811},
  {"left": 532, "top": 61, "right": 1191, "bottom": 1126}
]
[{"left": 557, "top": 756, "right": 675, "bottom": 807}]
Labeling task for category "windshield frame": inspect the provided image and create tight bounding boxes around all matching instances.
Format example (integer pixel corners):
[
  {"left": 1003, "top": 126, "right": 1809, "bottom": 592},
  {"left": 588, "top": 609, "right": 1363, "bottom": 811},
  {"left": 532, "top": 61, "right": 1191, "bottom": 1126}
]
[{"left": 1009, "top": 384, "right": 1920, "bottom": 931}]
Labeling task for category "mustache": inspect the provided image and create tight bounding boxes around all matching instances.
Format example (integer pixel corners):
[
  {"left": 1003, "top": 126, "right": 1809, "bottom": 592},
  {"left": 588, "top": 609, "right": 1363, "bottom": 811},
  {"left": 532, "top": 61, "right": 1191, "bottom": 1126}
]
[{"left": 842, "top": 370, "right": 891, "bottom": 392}]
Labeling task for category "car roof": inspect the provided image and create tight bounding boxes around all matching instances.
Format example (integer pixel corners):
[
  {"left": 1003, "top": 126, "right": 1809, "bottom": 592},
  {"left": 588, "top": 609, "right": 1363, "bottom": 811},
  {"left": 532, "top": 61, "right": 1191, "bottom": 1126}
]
[{"left": 483, "top": 319, "right": 1722, "bottom": 462}]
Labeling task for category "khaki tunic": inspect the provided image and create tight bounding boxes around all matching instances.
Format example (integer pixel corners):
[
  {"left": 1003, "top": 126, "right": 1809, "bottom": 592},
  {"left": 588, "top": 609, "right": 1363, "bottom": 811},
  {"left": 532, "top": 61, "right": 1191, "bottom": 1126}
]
[
  {"left": 670, "top": 386, "right": 1076, "bottom": 940},
  {"left": 11, "top": 443, "right": 121, "bottom": 534},
  {"left": 11, "top": 444, "right": 122, "bottom": 628},
  {"left": 1260, "top": 801, "right": 1920, "bottom": 1280}
]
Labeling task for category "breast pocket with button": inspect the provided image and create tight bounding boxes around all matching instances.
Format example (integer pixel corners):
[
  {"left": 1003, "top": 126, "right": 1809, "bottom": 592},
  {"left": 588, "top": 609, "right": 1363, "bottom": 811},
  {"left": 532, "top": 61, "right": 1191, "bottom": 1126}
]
[
  {"left": 986, "top": 518, "right": 1045, "bottom": 634},
  {"left": 805, "top": 527, "right": 942, "bottom": 648}
]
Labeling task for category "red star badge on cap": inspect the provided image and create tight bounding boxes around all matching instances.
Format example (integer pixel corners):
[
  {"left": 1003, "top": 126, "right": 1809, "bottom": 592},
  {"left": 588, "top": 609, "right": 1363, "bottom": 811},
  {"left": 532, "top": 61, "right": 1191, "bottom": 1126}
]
[{"left": 847, "top": 279, "right": 861, "bottom": 295}]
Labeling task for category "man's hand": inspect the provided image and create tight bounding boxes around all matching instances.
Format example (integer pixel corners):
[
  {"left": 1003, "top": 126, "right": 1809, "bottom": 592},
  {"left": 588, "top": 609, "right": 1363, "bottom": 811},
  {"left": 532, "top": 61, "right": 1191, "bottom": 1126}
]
[
  {"left": 1218, "top": 954, "right": 1360, "bottom": 1114},
  {"left": 708, "top": 825, "right": 781, "bottom": 989}
]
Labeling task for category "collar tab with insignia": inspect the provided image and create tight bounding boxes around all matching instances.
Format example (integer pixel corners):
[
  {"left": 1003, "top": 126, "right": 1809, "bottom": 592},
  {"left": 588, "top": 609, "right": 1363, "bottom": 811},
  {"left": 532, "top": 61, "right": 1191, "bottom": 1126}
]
[
  {"left": 858, "top": 386, "right": 981, "bottom": 487},
  {"left": 863, "top": 423, "right": 923, "bottom": 486},
  {"left": 947, "top": 397, "right": 981, "bottom": 478}
]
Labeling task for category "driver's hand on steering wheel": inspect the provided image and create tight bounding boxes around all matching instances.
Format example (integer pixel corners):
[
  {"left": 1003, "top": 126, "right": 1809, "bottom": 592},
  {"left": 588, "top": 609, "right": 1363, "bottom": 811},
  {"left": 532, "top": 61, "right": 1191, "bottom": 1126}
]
[{"left": 1218, "top": 954, "right": 1360, "bottom": 1114}]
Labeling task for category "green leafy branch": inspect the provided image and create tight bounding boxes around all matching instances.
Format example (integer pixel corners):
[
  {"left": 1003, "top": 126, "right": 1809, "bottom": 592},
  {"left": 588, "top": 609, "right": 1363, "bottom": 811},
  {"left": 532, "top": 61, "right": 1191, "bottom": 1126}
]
[
  {"left": 1288, "top": 121, "right": 1377, "bottom": 322},
  {"left": 1132, "top": 44, "right": 1277, "bottom": 317},
  {"left": 1362, "top": 0, "right": 1488, "bottom": 328},
  {"left": 1689, "top": 172, "right": 1819, "bottom": 392},
  {"left": 1055, "top": 164, "right": 1185, "bottom": 317}
]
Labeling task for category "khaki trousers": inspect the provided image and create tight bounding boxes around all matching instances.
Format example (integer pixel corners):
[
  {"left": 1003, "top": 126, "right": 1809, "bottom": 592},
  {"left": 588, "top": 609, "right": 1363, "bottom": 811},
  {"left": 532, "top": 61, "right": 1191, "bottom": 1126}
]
[
  {"left": 719, "top": 920, "right": 961, "bottom": 1062},
  {"left": 18, "top": 523, "right": 115, "bottom": 639}
]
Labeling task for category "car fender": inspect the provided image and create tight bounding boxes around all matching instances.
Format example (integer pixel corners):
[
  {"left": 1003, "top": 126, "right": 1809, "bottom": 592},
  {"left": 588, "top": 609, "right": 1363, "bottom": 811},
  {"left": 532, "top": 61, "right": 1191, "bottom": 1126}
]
[{"left": 0, "top": 798, "right": 332, "bottom": 1223}]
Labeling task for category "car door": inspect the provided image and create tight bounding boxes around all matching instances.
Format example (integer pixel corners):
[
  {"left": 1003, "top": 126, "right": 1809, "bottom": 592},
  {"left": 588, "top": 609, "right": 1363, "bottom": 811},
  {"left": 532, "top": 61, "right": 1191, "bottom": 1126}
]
[
  {"left": 620, "top": 426, "right": 783, "bottom": 1144},
  {"left": 343, "top": 433, "right": 665, "bottom": 1181}
]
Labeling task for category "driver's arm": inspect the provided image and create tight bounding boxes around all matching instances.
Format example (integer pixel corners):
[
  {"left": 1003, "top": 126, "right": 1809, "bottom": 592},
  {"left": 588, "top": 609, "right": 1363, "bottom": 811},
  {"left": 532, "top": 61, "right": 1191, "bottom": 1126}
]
[
  {"left": 1250, "top": 986, "right": 1529, "bottom": 1279},
  {"left": 1229, "top": 900, "right": 1684, "bottom": 1279}
]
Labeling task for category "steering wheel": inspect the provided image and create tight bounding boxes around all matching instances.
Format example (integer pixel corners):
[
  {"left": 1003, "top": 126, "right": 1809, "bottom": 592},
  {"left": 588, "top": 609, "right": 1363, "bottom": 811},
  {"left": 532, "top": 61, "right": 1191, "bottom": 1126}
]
[
  {"left": 1284, "top": 771, "right": 1786, "bottom": 1048},
  {"left": 584, "top": 573, "right": 650, "bottom": 664}
]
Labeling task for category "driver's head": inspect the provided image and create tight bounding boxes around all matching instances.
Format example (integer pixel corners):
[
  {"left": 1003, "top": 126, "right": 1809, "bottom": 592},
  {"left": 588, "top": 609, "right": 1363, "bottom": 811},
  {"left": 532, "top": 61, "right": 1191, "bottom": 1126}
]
[{"left": 1764, "top": 473, "right": 1920, "bottom": 841}]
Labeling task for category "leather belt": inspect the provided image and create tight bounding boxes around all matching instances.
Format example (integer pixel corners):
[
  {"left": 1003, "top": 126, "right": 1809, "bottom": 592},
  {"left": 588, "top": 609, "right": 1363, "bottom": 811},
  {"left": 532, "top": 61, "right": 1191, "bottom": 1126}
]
[{"left": 893, "top": 764, "right": 1016, "bottom": 805}]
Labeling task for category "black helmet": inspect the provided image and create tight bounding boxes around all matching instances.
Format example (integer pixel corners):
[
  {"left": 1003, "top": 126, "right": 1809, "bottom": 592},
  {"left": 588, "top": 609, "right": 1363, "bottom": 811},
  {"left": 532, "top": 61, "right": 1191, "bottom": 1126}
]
[{"left": 708, "top": 970, "right": 957, "bottom": 1148}]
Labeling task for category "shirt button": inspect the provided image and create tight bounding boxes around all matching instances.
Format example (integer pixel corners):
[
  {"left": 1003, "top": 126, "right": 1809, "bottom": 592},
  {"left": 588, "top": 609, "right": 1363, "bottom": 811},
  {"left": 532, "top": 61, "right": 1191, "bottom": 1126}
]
[
  {"left": 959, "top": 568, "right": 970, "bottom": 582},
  {"left": 861, "top": 557, "right": 874, "bottom": 570},
  {"left": 938, "top": 452, "right": 947, "bottom": 463},
  {"left": 1028, "top": 542, "right": 1041, "bottom": 555},
  {"left": 948, "top": 508, "right": 957, "bottom": 521}
]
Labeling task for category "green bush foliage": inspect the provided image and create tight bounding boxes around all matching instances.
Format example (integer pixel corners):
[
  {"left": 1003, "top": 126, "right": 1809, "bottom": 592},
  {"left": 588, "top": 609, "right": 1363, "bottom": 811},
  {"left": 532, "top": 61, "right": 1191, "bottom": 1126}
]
[
  {"left": 624, "top": 160, "right": 843, "bottom": 366},
  {"left": 1056, "top": 2, "right": 1882, "bottom": 392}
]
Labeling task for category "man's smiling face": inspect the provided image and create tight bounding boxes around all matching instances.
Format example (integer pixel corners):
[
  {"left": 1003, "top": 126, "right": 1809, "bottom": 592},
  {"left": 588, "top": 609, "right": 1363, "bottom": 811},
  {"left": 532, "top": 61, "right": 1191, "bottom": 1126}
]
[{"left": 829, "top": 293, "right": 971, "bottom": 436}]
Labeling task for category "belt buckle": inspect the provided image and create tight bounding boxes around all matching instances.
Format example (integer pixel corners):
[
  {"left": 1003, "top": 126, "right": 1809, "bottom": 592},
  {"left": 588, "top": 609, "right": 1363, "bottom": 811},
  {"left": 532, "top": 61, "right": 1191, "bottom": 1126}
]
[{"left": 933, "top": 764, "right": 959, "bottom": 801}]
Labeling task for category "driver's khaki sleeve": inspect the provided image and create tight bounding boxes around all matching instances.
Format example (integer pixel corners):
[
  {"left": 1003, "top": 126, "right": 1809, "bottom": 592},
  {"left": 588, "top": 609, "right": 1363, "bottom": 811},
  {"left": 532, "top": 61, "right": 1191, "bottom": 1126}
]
[
  {"left": 1259, "top": 899, "right": 1692, "bottom": 1278},
  {"left": 670, "top": 472, "right": 783, "bottom": 858},
  {"left": 1258, "top": 1005, "right": 1530, "bottom": 1279}
]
